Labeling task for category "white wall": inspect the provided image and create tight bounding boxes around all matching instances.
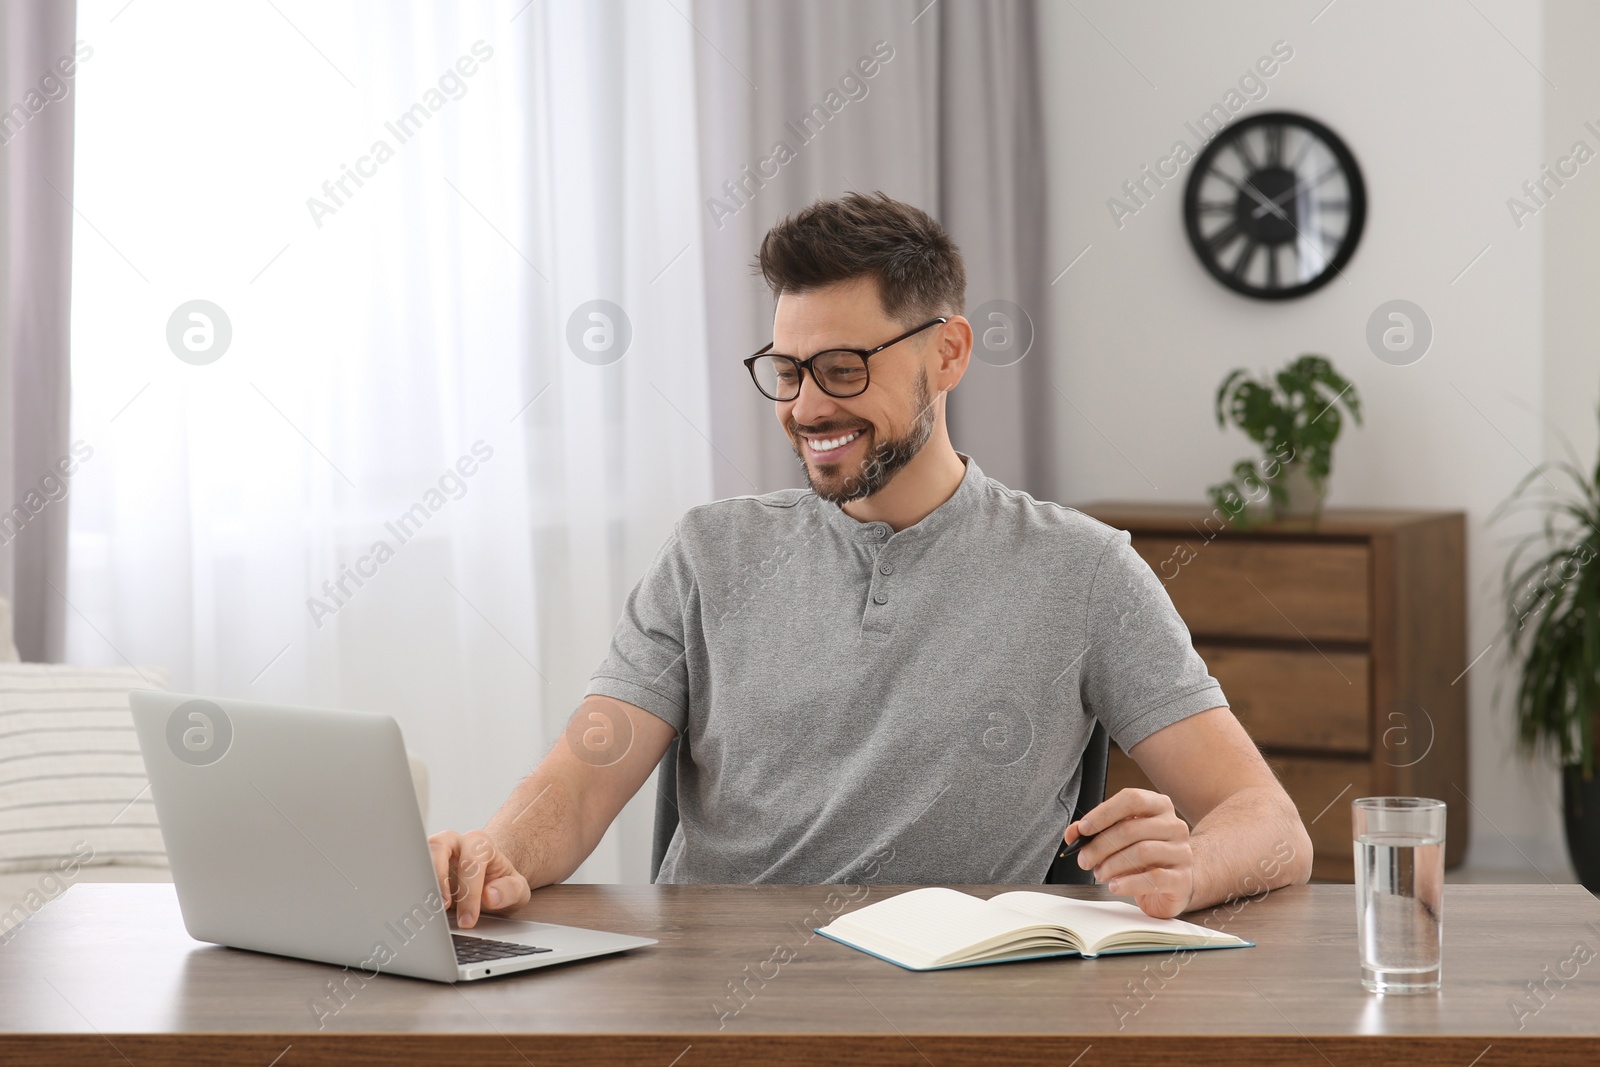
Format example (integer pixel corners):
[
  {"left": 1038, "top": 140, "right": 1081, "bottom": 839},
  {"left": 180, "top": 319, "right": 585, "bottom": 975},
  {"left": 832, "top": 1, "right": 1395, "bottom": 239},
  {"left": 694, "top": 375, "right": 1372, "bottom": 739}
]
[
  {"left": 1544, "top": 2, "right": 1600, "bottom": 505},
  {"left": 1041, "top": 0, "right": 1574, "bottom": 872}
]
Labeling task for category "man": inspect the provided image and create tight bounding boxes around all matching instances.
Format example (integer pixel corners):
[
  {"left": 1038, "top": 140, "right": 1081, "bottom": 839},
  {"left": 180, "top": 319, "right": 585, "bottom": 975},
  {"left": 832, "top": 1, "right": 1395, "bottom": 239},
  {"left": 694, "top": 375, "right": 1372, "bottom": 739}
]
[{"left": 431, "top": 192, "right": 1313, "bottom": 926}]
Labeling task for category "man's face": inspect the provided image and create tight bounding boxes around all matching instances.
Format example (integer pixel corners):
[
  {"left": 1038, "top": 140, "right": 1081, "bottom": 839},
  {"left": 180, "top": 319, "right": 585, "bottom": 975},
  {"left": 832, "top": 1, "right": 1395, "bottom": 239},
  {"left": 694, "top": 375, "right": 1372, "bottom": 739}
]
[{"left": 770, "top": 277, "right": 942, "bottom": 504}]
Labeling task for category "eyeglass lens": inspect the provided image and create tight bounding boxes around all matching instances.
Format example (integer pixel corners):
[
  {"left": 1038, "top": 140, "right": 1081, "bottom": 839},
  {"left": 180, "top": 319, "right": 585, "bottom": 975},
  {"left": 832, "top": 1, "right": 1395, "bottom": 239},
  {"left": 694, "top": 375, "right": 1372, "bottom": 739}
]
[{"left": 751, "top": 351, "right": 869, "bottom": 400}]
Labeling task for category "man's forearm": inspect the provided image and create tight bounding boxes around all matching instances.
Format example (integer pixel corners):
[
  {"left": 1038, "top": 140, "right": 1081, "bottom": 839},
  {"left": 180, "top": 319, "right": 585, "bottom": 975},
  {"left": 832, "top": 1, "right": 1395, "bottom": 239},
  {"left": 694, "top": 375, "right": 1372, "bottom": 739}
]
[
  {"left": 482, "top": 766, "right": 591, "bottom": 891},
  {"left": 1186, "top": 785, "right": 1314, "bottom": 911},
  {"left": 474, "top": 696, "right": 675, "bottom": 894}
]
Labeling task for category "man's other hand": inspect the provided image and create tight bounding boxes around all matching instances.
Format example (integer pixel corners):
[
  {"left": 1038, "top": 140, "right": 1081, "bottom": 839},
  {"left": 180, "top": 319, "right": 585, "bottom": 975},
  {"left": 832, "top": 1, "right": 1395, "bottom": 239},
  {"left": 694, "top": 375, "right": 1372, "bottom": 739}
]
[
  {"left": 428, "top": 828, "right": 531, "bottom": 929},
  {"left": 1063, "top": 787, "right": 1195, "bottom": 919}
]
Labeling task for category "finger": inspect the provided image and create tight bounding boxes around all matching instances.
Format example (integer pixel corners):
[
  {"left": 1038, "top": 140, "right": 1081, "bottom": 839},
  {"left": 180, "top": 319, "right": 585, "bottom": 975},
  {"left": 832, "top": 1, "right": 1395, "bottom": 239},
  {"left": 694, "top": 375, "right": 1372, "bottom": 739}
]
[
  {"left": 1091, "top": 839, "right": 1190, "bottom": 883},
  {"left": 1077, "top": 788, "right": 1172, "bottom": 837},
  {"left": 455, "top": 832, "right": 495, "bottom": 928},
  {"left": 1074, "top": 790, "right": 1182, "bottom": 868},
  {"left": 1078, "top": 812, "right": 1187, "bottom": 871},
  {"left": 1130, "top": 887, "right": 1189, "bottom": 920},
  {"left": 1120, "top": 870, "right": 1196, "bottom": 921},
  {"left": 1107, "top": 861, "right": 1183, "bottom": 899},
  {"left": 1138, "top": 900, "right": 1188, "bottom": 920},
  {"left": 482, "top": 873, "right": 530, "bottom": 912},
  {"left": 427, "top": 832, "right": 460, "bottom": 907}
]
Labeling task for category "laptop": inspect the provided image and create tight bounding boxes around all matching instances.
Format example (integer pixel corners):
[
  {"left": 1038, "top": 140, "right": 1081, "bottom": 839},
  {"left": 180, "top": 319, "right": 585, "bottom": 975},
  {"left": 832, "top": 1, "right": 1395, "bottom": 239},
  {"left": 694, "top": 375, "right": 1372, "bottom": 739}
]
[{"left": 128, "top": 690, "right": 656, "bottom": 982}]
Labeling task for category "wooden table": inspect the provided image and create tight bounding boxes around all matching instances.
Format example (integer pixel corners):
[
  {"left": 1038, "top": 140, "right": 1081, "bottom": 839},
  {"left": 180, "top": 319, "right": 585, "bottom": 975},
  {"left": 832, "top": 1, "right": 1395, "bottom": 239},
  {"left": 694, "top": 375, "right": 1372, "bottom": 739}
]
[{"left": 2, "top": 881, "right": 1598, "bottom": 1065}]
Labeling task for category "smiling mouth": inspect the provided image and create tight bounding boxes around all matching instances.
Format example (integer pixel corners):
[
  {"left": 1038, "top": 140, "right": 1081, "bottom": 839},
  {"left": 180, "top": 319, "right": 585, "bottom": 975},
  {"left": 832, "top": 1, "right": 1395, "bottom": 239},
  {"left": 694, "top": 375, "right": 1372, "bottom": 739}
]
[{"left": 802, "top": 429, "right": 864, "bottom": 460}]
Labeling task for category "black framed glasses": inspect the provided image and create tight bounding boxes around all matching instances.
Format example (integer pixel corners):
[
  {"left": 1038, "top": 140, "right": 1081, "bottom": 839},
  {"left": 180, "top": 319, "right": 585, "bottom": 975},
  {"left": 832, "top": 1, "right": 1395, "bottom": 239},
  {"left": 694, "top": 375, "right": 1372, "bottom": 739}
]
[{"left": 743, "top": 317, "right": 947, "bottom": 401}]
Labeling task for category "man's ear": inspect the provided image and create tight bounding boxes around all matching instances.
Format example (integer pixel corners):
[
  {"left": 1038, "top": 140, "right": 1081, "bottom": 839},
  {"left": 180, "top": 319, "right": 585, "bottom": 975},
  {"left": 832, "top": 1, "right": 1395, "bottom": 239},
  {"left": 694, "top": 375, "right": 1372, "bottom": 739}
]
[{"left": 937, "top": 316, "right": 974, "bottom": 391}]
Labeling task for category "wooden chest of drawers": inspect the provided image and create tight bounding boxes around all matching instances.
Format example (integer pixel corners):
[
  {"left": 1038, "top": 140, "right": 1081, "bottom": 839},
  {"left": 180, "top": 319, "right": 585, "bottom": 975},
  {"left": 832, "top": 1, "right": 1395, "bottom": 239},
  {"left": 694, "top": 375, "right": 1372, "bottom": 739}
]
[{"left": 1078, "top": 503, "right": 1469, "bottom": 882}]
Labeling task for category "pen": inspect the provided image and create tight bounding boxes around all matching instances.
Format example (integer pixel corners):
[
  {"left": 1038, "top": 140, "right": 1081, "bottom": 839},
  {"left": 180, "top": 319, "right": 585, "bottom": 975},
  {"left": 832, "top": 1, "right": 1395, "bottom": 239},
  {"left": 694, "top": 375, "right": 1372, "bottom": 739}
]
[{"left": 1058, "top": 829, "right": 1096, "bottom": 862}]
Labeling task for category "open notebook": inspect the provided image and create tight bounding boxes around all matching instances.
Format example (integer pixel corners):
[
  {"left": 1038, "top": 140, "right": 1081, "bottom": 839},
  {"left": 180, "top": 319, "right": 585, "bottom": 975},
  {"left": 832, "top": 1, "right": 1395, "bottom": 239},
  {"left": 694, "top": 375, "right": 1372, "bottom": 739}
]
[{"left": 815, "top": 887, "right": 1253, "bottom": 971}]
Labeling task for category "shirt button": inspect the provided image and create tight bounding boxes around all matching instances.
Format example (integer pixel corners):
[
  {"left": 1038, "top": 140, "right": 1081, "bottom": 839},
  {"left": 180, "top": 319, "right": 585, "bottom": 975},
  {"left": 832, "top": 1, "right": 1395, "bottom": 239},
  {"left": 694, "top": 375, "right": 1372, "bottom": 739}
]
[
  {"left": 873, "top": 592, "right": 888, "bottom": 605},
  {"left": 879, "top": 562, "right": 894, "bottom": 575}
]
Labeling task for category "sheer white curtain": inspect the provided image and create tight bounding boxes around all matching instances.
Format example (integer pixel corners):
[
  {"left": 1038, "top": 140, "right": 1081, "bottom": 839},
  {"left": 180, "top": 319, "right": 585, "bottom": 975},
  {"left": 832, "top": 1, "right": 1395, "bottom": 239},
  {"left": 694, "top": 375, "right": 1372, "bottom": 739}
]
[{"left": 66, "top": 0, "right": 710, "bottom": 882}]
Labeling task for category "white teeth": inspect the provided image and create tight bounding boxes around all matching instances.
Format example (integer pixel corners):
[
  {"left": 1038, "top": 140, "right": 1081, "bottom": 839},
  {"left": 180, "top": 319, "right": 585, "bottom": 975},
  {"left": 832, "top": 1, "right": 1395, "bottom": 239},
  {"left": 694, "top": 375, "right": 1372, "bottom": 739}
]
[{"left": 808, "top": 430, "right": 861, "bottom": 453}]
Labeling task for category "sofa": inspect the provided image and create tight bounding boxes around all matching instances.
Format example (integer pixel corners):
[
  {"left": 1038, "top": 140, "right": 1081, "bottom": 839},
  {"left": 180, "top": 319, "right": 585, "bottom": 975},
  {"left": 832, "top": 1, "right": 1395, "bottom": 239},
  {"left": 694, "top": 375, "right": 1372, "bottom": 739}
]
[{"left": 0, "top": 596, "right": 429, "bottom": 936}]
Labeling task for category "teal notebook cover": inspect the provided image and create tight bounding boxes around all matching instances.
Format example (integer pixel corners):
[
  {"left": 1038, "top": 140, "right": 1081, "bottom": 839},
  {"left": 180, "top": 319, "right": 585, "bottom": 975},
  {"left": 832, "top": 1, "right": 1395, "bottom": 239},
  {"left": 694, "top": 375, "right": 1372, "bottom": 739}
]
[{"left": 813, "top": 926, "right": 1255, "bottom": 972}]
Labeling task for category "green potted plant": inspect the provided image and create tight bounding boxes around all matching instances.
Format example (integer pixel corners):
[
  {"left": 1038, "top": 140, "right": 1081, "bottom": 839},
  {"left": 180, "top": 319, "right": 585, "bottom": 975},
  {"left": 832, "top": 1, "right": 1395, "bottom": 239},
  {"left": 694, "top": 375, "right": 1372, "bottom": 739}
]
[
  {"left": 1207, "top": 354, "right": 1363, "bottom": 527},
  {"left": 1492, "top": 407, "right": 1600, "bottom": 892}
]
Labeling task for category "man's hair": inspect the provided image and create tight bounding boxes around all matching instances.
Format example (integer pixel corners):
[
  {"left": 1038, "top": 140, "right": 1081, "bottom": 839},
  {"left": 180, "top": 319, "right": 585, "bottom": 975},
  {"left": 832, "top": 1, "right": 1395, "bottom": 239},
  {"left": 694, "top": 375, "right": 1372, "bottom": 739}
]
[{"left": 756, "top": 192, "right": 966, "bottom": 325}]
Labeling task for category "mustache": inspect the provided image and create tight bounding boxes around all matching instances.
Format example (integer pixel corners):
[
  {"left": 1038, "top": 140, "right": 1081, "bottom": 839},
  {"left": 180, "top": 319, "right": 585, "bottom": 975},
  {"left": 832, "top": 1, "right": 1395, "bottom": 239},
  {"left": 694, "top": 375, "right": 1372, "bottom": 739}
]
[{"left": 789, "top": 420, "right": 868, "bottom": 436}]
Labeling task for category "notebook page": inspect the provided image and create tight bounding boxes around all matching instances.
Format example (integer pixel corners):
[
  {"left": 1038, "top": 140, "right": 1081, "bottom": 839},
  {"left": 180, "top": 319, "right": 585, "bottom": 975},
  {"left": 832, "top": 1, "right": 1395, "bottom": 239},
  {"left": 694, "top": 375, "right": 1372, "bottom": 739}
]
[
  {"left": 823, "top": 887, "right": 1064, "bottom": 963},
  {"left": 989, "top": 892, "right": 1244, "bottom": 953}
]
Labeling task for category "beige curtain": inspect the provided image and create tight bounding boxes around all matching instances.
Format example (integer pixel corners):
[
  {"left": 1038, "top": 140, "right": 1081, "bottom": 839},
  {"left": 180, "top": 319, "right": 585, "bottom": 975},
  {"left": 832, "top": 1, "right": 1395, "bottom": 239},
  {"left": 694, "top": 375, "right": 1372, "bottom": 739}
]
[{"left": 0, "top": 0, "right": 77, "bottom": 662}]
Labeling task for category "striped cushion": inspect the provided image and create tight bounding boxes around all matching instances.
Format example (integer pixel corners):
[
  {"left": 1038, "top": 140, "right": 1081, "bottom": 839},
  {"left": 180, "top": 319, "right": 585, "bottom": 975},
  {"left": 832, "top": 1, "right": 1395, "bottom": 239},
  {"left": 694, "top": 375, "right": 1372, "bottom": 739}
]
[{"left": 0, "top": 665, "right": 171, "bottom": 873}]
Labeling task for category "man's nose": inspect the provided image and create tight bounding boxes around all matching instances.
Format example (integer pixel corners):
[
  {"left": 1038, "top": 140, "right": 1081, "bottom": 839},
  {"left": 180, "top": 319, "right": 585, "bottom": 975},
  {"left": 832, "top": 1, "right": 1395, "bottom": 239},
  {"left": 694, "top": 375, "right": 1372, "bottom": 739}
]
[{"left": 788, "top": 368, "right": 840, "bottom": 426}]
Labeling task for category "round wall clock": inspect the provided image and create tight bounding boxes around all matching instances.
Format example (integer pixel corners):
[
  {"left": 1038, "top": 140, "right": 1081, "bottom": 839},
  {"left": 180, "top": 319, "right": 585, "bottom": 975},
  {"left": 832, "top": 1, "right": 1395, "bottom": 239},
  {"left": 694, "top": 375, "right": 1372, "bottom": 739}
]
[{"left": 1182, "top": 111, "right": 1366, "bottom": 300}]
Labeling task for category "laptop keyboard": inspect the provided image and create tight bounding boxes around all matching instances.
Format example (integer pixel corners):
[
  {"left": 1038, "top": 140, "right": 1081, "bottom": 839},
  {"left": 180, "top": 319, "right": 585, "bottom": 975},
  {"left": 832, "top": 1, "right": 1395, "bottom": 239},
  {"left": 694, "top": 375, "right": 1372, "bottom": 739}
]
[{"left": 453, "top": 934, "right": 553, "bottom": 964}]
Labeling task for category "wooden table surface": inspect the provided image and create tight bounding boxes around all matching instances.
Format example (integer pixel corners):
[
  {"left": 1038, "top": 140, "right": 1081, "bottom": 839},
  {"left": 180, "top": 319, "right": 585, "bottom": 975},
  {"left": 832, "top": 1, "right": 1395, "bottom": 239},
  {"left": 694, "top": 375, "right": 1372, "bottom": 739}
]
[{"left": 2, "top": 880, "right": 1599, "bottom": 1065}]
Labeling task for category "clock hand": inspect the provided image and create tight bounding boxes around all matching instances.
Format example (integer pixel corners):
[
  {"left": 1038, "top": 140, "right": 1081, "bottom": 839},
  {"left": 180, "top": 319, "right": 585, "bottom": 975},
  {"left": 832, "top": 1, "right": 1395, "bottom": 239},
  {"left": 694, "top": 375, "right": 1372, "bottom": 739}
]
[
  {"left": 1250, "top": 164, "right": 1339, "bottom": 219},
  {"left": 1252, "top": 182, "right": 1306, "bottom": 220},
  {"left": 1222, "top": 174, "right": 1291, "bottom": 223}
]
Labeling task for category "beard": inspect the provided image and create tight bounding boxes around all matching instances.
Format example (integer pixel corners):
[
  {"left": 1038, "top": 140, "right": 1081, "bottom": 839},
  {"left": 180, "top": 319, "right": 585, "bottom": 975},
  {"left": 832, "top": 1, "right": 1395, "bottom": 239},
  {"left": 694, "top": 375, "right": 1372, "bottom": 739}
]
[{"left": 791, "top": 369, "right": 938, "bottom": 505}]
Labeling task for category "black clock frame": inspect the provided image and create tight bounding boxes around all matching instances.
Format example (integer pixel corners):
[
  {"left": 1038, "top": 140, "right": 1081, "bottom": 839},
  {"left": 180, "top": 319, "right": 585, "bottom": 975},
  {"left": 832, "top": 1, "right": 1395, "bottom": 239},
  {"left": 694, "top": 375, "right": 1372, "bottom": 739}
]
[{"left": 1182, "top": 111, "right": 1366, "bottom": 301}]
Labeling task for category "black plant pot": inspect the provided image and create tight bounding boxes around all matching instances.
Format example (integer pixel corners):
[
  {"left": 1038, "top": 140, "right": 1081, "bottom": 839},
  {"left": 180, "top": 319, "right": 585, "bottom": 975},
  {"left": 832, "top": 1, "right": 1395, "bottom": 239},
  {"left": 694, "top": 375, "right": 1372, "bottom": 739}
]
[{"left": 1562, "top": 764, "right": 1600, "bottom": 894}]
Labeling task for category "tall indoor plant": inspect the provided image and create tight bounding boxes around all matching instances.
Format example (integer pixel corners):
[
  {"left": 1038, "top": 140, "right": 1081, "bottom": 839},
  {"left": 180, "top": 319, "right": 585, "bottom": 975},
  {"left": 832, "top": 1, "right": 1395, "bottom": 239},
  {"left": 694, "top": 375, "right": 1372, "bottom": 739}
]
[
  {"left": 1208, "top": 354, "right": 1362, "bottom": 526},
  {"left": 1493, "top": 407, "right": 1600, "bottom": 891}
]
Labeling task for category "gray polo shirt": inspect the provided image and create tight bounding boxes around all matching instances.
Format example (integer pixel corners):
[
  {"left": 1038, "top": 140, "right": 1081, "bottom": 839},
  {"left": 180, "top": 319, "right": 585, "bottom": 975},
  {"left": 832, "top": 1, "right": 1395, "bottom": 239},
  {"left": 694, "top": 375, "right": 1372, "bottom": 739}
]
[{"left": 585, "top": 453, "right": 1227, "bottom": 885}]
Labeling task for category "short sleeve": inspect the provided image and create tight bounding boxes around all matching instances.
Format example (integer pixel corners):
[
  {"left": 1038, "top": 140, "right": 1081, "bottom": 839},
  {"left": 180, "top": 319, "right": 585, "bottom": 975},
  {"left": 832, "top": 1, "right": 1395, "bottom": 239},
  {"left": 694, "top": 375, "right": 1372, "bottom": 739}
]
[
  {"left": 583, "top": 525, "right": 695, "bottom": 734},
  {"left": 1079, "top": 529, "right": 1228, "bottom": 754}
]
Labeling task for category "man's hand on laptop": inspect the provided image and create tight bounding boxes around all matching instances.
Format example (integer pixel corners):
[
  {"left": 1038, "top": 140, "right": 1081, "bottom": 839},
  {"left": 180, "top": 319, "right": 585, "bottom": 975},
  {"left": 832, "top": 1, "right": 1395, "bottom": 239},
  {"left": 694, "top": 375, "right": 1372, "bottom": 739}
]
[
  {"left": 1063, "top": 788, "right": 1194, "bottom": 920},
  {"left": 429, "top": 829, "right": 531, "bottom": 929}
]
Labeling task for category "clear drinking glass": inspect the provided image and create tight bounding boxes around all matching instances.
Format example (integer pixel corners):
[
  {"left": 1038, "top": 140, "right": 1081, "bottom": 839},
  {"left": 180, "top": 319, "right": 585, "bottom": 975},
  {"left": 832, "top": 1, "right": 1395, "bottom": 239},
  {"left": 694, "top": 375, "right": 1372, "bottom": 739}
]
[{"left": 1352, "top": 796, "right": 1446, "bottom": 993}]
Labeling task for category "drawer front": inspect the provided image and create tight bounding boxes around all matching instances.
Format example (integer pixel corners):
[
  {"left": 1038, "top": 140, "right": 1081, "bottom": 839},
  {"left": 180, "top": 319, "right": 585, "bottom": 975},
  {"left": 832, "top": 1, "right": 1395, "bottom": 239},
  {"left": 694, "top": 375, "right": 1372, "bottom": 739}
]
[
  {"left": 1196, "top": 644, "right": 1371, "bottom": 753},
  {"left": 1266, "top": 754, "right": 1368, "bottom": 882},
  {"left": 1129, "top": 537, "right": 1371, "bottom": 642},
  {"left": 1105, "top": 748, "right": 1366, "bottom": 882}
]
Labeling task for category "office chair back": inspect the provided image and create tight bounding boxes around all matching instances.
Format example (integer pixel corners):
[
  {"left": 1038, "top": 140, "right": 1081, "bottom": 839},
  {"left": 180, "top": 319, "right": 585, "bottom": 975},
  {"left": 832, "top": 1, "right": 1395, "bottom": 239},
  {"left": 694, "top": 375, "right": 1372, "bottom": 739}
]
[
  {"left": 650, "top": 735, "right": 681, "bottom": 883},
  {"left": 649, "top": 719, "right": 1112, "bottom": 886},
  {"left": 1044, "top": 719, "right": 1110, "bottom": 885}
]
